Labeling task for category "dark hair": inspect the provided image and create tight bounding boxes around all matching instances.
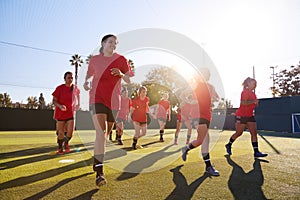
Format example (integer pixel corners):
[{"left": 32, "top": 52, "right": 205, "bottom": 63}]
[
  {"left": 99, "top": 34, "right": 117, "bottom": 54},
  {"left": 64, "top": 71, "right": 73, "bottom": 79},
  {"left": 138, "top": 86, "right": 147, "bottom": 95},
  {"left": 101, "top": 34, "right": 117, "bottom": 43},
  {"left": 64, "top": 71, "right": 74, "bottom": 91}
]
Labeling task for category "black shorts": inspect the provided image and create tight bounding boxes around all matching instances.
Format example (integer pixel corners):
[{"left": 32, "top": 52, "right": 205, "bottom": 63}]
[
  {"left": 192, "top": 118, "right": 210, "bottom": 129},
  {"left": 89, "top": 103, "right": 118, "bottom": 122},
  {"left": 57, "top": 117, "right": 74, "bottom": 122},
  {"left": 235, "top": 116, "right": 256, "bottom": 124}
]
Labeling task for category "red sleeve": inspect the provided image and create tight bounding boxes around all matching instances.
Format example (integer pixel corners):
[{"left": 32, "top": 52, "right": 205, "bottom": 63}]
[
  {"left": 52, "top": 85, "right": 61, "bottom": 99},
  {"left": 87, "top": 56, "right": 96, "bottom": 77}
]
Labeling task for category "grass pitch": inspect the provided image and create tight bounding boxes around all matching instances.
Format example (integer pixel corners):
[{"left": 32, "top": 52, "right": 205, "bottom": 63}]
[{"left": 0, "top": 129, "right": 299, "bottom": 200}]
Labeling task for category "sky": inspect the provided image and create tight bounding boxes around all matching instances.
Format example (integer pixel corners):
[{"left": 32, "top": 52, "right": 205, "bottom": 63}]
[{"left": 0, "top": 0, "right": 299, "bottom": 108}]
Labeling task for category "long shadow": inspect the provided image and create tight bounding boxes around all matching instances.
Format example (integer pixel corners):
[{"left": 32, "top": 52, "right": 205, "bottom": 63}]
[
  {"left": 165, "top": 165, "right": 210, "bottom": 200},
  {"left": 116, "top": 144, "right": 181, "bottom": 180},
  {"left": 0, "top": 143, "right": 93, "bottom": 170},
  {"left": 225, "top": 155, "right": 269, "bottom": 200},
  {"left": 258, "top": 134, "right": 281, "bottom": 154},
  {"left": 69, "top": 189, "right": 99, "bottom": 200},
  {"left": 0, "top": 157, "right": 93, "bottom": 190},
  {"left": 23, "top": 172, "right": 93, "bottom": 200}
]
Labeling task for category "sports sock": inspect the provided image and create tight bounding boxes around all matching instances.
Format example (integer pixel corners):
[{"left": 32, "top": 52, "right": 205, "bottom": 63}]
[
  {"left": 64, "top": 136, "right": 71, "bottom": 144},
  {"left": 159, "top": 130, "right": 164, "bottom": 138},
  {"left": 186, "top": 134, "right": 191, "bottom": 142},
  {"left": 227, "top": 137, "right": 235, "bottom": 146},
  {"left": 58, "top": 139, "right": 64, "bottom": 149},
  {"left": 187, "top": 143, "right": 195, "bottom": 150},
  {"left": 94, "top": 155, "right": 104, "bottom": 176},
  {"left": 252, "top": 142, "right": 259, "bottom": 153},
  {"left": 133, "top": 137, "right": 138, "bottom": 145},
  {"left": 202, "top": 153, "right": 212, "bottom": 168}
]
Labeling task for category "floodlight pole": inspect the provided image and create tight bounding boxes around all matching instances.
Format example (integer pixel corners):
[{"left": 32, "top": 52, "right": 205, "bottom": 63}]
[{"left": 270, "top": 66, "right": 275, "bottom": 97}]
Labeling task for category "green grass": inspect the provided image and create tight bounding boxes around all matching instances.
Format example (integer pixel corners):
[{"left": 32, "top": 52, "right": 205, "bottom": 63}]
[{"left": 0, "top": 129, "right": 299, "bottom": 200}]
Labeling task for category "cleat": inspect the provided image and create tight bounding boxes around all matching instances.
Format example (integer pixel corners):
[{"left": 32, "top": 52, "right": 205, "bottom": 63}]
[
  {"left": 117, "top": 139, "right": 123, "bottom": 145},
  {"left": 64, "top": 143, "right": 70, "bottom": 153},
  {"left": 254, "top": 152, "right": 268, "bottom": 158},
  {"left": 206, "top": 166, "right": 220, "bottom": 176},
  {"left": 160, "top": 137, "right": 164, "bottom": 142},
  {"left": 96, "top": 175, "right": 107, "bottom": 187},
  {"left": 57, "top": 148, "right": 64, "bottom": 155},
  {"left": 225, "top": 144, "right": 232, "bottom": 155},
  {"left": 181, "top": 146, "right": 188, "bottom": 161}
]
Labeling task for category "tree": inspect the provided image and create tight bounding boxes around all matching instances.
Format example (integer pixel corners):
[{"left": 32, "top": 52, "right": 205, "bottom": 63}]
[
  {"left": 27, "top": 96, "right": 38, "bottom": 109},
  {"left": 272, "top": 62, "right": 300, "bottom": 96},
  {"left": 216, "top": 98, "right": 233, "bottom": 109},
  {"left": 0, "top": 93, "right": 12, "bottom": 108},
  {"left": 141, "top": 66, "right": 189, "bottom": 108},
  {"left": 69, "top": 54, "right": 84, "bottom": 85}
]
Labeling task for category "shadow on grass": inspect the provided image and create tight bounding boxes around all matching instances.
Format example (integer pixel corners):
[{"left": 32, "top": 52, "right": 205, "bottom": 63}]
[
  {"left": 116, "top": 144, "right": 180, "bottom": 180},
  {"left": 0, "top": 157, "right": 93, "bottom": 190},
  {"left": 165, "top": 164, "right": 210, "bottom": 200},
  {"left": 69, "top": 189, "right": 99, "bottom": 200},
  {"left": 258, "top": 134, "right": 281, "bottom": 154},
  {"left": 225, "top": 155, "right": 269, "bottom": 200},
  {"left": 23, "top": 172, "right": 93, "bottom": 200},
  {"left": 0, "top": 143, "right": 93, "bottom": 170}
]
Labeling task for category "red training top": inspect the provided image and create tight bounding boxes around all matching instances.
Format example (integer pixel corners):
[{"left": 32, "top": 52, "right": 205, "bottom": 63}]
[
  {"left": 131, "top": 96, "right": 150, "bottom": 123},
  {"left": 87, "top": 53, "right": 132, "bottom": 110},
  {"left": 117, "top": 96, "right": 131, "bottom": 120},
  {"left": 191, "top": 81, "right": 212, "bottom": 121},
  {"left": 52, "top": 84, "right": 80, "bottom": 120},
  {"left": 181, "top": 102, "right": 192, "bottom": 121},
  {"left": 156, "top": 99, "right": 170, "bottom": 119},
  {"left": 235, "top": 89, "right": 257, "bottom": 117}
]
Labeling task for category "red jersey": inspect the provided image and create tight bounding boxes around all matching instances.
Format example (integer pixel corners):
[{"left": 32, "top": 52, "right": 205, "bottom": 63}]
[
  {"left": 117, "top": 96, "right": 131, "bottom": 120},
  {"left": 87, "top": 53, "right": 132, "bottom": 110},
  {"left": 52, "top": 84, "right": 80, "bottom": 120},
  {"left": 156, "top": 99, "right": 170, "bottom": 119},
  {"left": 131, "top": 96, "right": 150, "bottom": 123},
  {"left": 181, "top": 102, "right": 193, "bottom": 121},
  {"left": 235, "top": 89, "right": 257, "bottom": 117},
  {"left": 191, "top": 81, "right": 212, "bottom": 121}
]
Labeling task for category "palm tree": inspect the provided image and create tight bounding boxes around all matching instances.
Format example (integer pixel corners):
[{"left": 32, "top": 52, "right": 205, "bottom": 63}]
[
  {"left": 27, "top": 96, "right": 38, "bottom": 109},
  {"left": 69, "top": 54, "right": 83, "bottom": 85},
  {"left": 0, "top": 92, "right": 12, "bottom": 108}
]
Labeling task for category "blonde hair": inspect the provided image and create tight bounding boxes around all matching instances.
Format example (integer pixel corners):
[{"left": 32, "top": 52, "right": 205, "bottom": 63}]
[{"left": 242, "top": 77, "right": 256, "bottom": 89}]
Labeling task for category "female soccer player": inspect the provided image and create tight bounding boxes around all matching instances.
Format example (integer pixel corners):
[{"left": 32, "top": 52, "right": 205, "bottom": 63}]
[
  {"left": 225, "top": 77, "right": 268, "bottom": 158},
  {"left": 129, "top": 86, "right": 155, "bottom": 150},
  {"left": 174, "top": 93, "right": 193, "bottom": 145},
  {"left": 155, "top": 92, "right": 171, "bottom": 142},
  {"left": 115, "top": 87, "right": 131, "bottom": 145},
  {"left": 52, "top": 71, "right": 80, "bottom": 155},
  {"left": 83, "top": 34, "right": 132, "bottom": 187},
  {"left": 181, "top": 68, "right": 220, "bottom": 176}
]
